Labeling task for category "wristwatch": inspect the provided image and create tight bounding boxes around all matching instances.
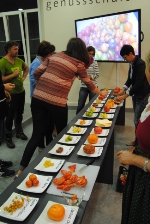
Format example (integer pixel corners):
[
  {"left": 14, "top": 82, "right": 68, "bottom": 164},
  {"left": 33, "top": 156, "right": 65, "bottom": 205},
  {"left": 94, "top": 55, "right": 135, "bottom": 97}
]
[{"left": 143, "top": 159, "right": 150, "bottom": 172}]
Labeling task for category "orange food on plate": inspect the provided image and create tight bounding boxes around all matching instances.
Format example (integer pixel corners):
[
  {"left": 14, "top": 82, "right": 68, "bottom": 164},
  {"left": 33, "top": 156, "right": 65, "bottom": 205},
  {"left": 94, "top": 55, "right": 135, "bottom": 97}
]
[
  {"left": 32, "top": 179, "right": 39, "bottom": 186},
  {"left": 76, "top": 176, "right": 88, "bottom": 187},
  {"left": 83, "top": 144, "right": 95, "bottom": 154},
  {"left": 87, "top": 134, "right": 98, "bottom": 144},
  {"left": 80, "top": 120, "right": 86, "bottom": 125},
  {"left": 29, "top": 174, "right": 37, "bottom": 182},
  {"left": 92, "top": 103, "right": 98, "bottom": 107},
  {"left": 26, "top": 180, "right": 33, "bottom": 188},
  {"left": 68, "top": 164, "right": 76, "bottom": 172},
  {"left": 53, "top": 176, "right": 65, "bottom": 185},
  {"left": 47, "top": 204, "right": 65, "bottom": 221}
]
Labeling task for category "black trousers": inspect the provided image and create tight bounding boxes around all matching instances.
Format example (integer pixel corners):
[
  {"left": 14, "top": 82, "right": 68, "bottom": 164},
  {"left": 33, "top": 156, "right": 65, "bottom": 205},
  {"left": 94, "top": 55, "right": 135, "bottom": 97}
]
[
  {"left": 20, "top": 97, "right": 68, "bottom": 168},
  {"left": 5, "top": 91, "right": 25, "bottom": 138}
]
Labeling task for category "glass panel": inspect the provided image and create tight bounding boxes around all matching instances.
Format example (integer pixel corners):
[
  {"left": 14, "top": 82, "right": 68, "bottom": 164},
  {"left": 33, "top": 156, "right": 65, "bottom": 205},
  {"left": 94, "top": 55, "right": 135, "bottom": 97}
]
[{"left": 0, "top": 17, "right": 6, "bottom": 58}]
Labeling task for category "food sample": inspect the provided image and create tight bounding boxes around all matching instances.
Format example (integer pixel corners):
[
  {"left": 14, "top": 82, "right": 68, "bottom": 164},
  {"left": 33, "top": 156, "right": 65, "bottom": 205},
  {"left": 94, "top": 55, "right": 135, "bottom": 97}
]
[
  {"left": 114, "top": 99, "right": 121, "bottom": 105},
  {"left": 89, "top": 106, "right": 96, "bottom": 112},
  {"left": 92, "top": 103, "right": 98, "bottom": 107},
  {"left": 56, "top": 147, "right": 64, "bottom": 153},
  {"left": 72, "top": 126, "right": 81, "bottom": 133},
  {"left": 3, "top": 195, "right": 29, "bottom": 215},
  {"left": 96, "top": 119, "right": 112, "bottom": 127},
  {"left": 83, "top": 144, "right": 95, "bottom": 154},
  {"left": 98, "top": 95, "right": 105, "bottom": 100},
  {"left": 85, "top": 111, "right": 93, "bottom": 117},
  {"left": 47, "top": 204, "right": 65, "bottom": 221},
  {"left": 43, "top": 160, "right": 54, "bottom": 168},
  {"left": 87, "top": 134, "right": 98, "bottom": 144},
  {"left": 65, "top": 135, "right": 73, "bottom": 142},
  {"left": 80, "top": 120, "right": 86, "bottom": 125},
  {"left": 103, "top": 105, "right": 110, "bottom": 112},
  {"left": 94, "top": 126, "right": 102, "bottom": 134},
  {"left": 106, "top": 99, "right": 114, "bottom": 108},
  {"left": 96, "top": 99, "right": 101, "bottom": 104},
  {"left": 100, "top": 113, "right": 108, "bottom": 118},
  {"left": 26, "top": 174, "right": 39, "bottom": 188}
]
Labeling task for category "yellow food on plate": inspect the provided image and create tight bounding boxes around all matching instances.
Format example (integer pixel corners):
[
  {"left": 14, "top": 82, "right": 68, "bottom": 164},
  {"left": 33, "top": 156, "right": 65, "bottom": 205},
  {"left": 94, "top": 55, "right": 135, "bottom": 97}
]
[
  {"left": 47, "top": 203, "right": 65, "bottom": 221},
  {"left": 43, "top": 160, "right": 54, "bottom": 168},
  {"left": 96, "top": 99, "right": 101, "bottom": 104},
  {"left": 72, "top": 126, "right": 82, "bottom": 133},
  {"left": 96, "top": 119, "right": 112, "bottom": 127},
  {"left": 89, "top": 106, "right": 96, "bottom": 112},
  {"left": 100, "top": 113, "right": 107, "bottom": 118}
]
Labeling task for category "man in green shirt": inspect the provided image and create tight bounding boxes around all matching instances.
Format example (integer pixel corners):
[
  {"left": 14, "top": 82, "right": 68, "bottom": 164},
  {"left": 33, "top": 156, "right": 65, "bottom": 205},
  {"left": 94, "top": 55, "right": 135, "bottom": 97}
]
[{"left": 0, "top": 41, "right": 29, "bottom": 148}]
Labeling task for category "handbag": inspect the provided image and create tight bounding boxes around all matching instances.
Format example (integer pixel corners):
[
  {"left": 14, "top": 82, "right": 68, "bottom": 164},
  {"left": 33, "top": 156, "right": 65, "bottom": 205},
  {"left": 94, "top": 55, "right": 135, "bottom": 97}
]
[{"left": 116, "top": 166, "right": 128, "bottom": 193}]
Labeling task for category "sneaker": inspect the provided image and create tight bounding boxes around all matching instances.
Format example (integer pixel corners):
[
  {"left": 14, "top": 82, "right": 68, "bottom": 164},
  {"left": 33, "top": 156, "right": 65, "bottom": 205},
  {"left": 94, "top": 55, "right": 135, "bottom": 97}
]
[
  {"left": 16, "top": 132, "right": 28, "bottom": 140},
  {"left": 0, "top": 167, "right": 15, "bottom": 178},
  {"left": 0, "top": 159, "right": 13, "bottom": 168},
  {"left": 6, "top": 138, "right": 15, "bottom": 149}
]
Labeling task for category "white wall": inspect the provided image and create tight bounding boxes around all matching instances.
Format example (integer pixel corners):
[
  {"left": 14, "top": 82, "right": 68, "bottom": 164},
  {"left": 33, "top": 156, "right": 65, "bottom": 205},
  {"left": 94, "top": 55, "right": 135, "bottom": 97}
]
[{"left": 35, "top": 0, "right": 150, "bottom": 108}]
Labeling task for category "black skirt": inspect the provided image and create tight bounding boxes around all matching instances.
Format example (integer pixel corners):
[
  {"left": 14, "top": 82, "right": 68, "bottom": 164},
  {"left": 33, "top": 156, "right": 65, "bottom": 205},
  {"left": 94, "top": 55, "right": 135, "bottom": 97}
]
[{"left": 121, "top": 146, "right": 150, "bottom": 224}]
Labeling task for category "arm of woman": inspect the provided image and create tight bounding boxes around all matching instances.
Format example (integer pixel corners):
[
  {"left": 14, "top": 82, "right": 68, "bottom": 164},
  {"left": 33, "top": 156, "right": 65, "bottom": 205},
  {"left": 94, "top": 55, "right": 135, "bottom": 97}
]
[
  {"left": 34, "top": 57, "right": 50, "bottom": 81},
  {"left": 116, "top": 150, "right": 150, "bottom": 171}
]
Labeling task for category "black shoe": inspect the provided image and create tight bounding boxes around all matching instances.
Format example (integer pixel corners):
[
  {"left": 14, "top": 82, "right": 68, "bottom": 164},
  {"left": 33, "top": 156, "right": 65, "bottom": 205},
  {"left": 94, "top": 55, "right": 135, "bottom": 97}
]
[
  {"left": 0, "top": 167, "right": 15, "bottom": 178},
  {"left": 16, "top": 132, "right": 27, "bottom": 140},
  {"left": 6, "top": 138, "right": 15, "bottom": 149},
  {"left": 0, "top": 159, "right": 13, "bottom": 168}
]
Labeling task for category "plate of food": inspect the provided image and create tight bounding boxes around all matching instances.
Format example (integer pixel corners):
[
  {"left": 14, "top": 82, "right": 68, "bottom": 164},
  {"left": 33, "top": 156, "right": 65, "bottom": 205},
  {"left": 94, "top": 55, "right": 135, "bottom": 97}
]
[
  {"left": 99, "top": 113, "right": 114, "bottom": 119},
  {"left": 101, "top": 108, "right": 116, "bottom": 113},
  {"left": 77, "top": 144, "right": 103, "bottom": 157},
  {"left": 95, "top": 119, "right": 112, "bottom": 127},
  {"left": 17, "top": 173, "right": 53, "bottom": 193},
  {"left": 87, "top": 107, "right": 101, "bottom": 113},
  {"left": 35, "top": 200, "right": 78, "bottom": 224},
  {"left": 49, "top": 144, "right": 75, "bottom": 156},
  {"left": 0, "top": 192, "right": 39, "bottom": 221},
  {"left": 82, "top": 112, "right": 98, "bottom": 118},
  {"left": 34, "top": 157, "right": 65, "bottom": 172},
  {"left": 67, "top": 126, "right": 87, "bottom": 135},
  {"left": 75, "top": 119, "right": 93, "bottom": 126},
  {"left": 84, "top": 137, "right": 106, "bottom": 146},
  {"left": 91, "top": 127, "right": 110, "bottom": 136},
  {"left": 58, "top": 135, "right": 81, "bottom": 145}
]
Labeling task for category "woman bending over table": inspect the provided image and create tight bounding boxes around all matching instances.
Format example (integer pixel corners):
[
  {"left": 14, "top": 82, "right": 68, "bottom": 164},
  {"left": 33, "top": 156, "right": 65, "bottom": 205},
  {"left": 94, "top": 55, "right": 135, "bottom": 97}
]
[{"left": 15, "top": 37, "right": 107, "bottom": 178}]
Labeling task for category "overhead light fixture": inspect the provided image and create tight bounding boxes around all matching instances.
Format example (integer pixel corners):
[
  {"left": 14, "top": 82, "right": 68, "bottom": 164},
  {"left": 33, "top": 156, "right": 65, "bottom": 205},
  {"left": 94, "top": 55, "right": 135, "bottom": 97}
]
[{"left": 18, "top": 8, "right": 23, "bottom": 11}]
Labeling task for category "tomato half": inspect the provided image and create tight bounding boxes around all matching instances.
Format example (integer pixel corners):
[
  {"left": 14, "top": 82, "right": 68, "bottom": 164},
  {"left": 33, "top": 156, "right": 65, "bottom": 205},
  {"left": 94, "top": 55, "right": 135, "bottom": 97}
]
[
  {"left": 68, "top": 164, "right": 76, "bottom": 172},
  {"left": 53, "top": 176, "right": 65, "bottom": 185}
]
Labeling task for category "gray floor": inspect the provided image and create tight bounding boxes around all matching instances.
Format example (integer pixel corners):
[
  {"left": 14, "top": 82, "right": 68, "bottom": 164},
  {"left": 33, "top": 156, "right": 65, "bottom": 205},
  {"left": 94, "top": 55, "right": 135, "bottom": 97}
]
[{"left": 0, "top": 104, "right": 134, "bottom": 224}]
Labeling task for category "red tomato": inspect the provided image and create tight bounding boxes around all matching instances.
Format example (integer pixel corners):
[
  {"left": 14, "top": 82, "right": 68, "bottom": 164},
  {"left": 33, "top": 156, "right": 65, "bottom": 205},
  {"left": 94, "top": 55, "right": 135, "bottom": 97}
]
[
  {"left": 68, "top": 164, "right": 76, "bottom": 172},
  {"left": 53, "top": 176, "right": 65, "bottom": 185},
  {"left": 57, "top": 184, "right": 74, "bottom": 191},
  {"left": 26, "top": 180, "right": 33, "bottom": 188},
  {"left": 103, "top": 105, "right": 110, "bottom": 112},
  {"left": 94, "top": 126, "right": 102, "bottom": 134},
  {"left": 98, "top": 95, "right": 105, "bottom": 100},
  {"left": 75, "top": 176, "right": 88, "bottom": 187},
  {"left": 114, "top": 87, "right": 120, "bottom": 94},
  {"left": 33, "top": 179, "right": 39, "bottom": 186}
]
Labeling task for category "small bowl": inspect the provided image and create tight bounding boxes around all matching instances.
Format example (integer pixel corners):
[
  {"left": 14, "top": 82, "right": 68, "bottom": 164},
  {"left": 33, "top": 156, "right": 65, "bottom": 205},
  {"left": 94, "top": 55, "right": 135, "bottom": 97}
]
[{"left": 61, "top": 186, "right": 85, "bottom": 206}]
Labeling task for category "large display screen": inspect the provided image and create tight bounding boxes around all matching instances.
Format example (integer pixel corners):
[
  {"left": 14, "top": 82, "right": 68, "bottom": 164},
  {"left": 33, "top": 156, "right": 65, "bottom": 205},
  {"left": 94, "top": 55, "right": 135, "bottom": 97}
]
[{"left": 75, "top": 9, "right": 141, "bottom": 62}]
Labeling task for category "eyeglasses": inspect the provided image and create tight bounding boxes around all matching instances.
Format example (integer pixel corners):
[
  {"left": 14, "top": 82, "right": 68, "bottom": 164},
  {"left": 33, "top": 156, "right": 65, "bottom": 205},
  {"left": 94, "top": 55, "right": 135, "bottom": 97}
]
[{"left": 122, "top": 55, "right": 128, "bottom": 61}]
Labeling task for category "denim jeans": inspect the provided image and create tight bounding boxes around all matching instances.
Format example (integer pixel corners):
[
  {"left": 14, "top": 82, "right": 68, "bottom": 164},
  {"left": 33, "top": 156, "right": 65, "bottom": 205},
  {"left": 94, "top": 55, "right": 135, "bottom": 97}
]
[
  {"left": 76, "top": 87, "right": 96, "bottom": 114},
  {"left": 132, "top": 95, "right": 148, "bottom": 127}
]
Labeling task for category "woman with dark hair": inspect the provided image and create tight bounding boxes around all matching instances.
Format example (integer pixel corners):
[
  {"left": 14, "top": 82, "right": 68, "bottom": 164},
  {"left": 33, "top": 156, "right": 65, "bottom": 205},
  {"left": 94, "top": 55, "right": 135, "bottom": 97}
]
[
  {"left": 15, "top": 37, "right": 107, "bottom": 177},
  {"left": 76, "top": 46, "right": 99, "bottom": 114}
]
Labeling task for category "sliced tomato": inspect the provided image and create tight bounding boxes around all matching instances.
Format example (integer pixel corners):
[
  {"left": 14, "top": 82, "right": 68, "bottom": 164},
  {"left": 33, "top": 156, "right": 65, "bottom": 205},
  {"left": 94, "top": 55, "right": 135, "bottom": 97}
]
[
  {"left": 61, "top": 170, "right": 72, "bottom": 180},
  {"left": 63, "top": 179, "right": 74, "bottom": 185},
  {"left": 53, "top": 176, "right": 65, "bottom": 185},
  {"left": 57, "top": 184, "right": 74, "bottom": 191},
  {"left": 70, "top": 174, "right": 78, "bottom": 183},
  {"left": 68, "top": 164, "right": 76, "bottom": 172},
  {"left": 75, "top": 176, "right": 88, "bottom": 187}
]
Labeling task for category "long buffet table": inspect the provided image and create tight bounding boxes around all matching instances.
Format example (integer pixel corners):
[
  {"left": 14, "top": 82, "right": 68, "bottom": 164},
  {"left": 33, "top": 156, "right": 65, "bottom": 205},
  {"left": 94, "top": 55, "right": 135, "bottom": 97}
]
[{"left": 0, "top": 90, "right": 125, "bottom": 224}]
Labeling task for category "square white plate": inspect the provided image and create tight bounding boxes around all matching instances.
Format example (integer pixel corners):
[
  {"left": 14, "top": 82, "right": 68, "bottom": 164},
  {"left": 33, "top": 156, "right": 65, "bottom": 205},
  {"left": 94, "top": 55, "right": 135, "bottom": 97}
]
[
  {"left": 75, "top": 119, "right": 93, "bottom": 126},
  {"left": 17, "top": 173, "right": 53, "bottom": 193},
  {"left": 77, "top": 145, "right": 103, "bottom": 157},
  {"left": 84, "top": 137, "right": 106, "bottom": 146},
  {"left": 0, "top": 192, "right": 39, "bottom": 221},
  {"left": 101, "top": 108, "right": 116, "bottom": 113},
  {"left": 34, "top": 157, "right": 65, "bottom": 172},
  {"left": 49, "top": 144, "right": 75, "bottom": 156},
  {"left": 91, "top": 102, "right": 103, "bottom": 108},
  {"left": 58, "top": 135, "right": 81, "bottom": 145},
  {"left": 82, "top": 112, "right": 98, "bottom": 118},
  {"left": 67, "top": 127, "right": 87, "bottom": 135},
  {"left": 93, "top": 100, "right": 105, "bottom": 104},
  {"left": 87, "top": 107, "right": 101, "bottom": 113},
  {"left": 35, "top": 200, "right": 78, "bottom": 224},
  {"left": 90, "top": 128, "right": 110, "bottom": 136},
  {"left": 99, "top": 114, "right": 114, "bottom": 119}
]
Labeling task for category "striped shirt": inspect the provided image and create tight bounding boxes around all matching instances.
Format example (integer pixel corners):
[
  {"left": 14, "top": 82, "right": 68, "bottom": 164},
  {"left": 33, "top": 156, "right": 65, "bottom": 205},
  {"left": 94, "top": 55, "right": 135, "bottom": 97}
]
[
  {"left": 33, "top": 52, "right": 96, "bottom": 107},
  {"left": 81, "top": 60, "right": 99, "bottom": 88}
]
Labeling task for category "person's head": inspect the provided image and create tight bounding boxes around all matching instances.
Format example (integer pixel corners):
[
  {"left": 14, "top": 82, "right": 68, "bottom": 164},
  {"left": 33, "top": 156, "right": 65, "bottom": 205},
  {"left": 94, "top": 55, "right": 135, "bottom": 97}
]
[
  {"left": 37, "top": 40, "right": 56, "bottom": 58},
  {"left": 87, "top": 46, "right": 95, "bottom": 59},
  {"left": 4, "top": 41, "right": 19, "bottom": 57},
  {"left": 65, "top": 37, "right": 89, "bottom": 65},
  {"left": 120, "top": 45, "right": 135, "bottom": 62}
]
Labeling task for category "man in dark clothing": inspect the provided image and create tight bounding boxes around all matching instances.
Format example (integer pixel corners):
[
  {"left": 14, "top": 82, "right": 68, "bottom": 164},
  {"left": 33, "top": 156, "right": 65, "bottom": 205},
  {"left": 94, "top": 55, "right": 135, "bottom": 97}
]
[{"left": 116, "top": 45, "right": 150, "bottom": 146}]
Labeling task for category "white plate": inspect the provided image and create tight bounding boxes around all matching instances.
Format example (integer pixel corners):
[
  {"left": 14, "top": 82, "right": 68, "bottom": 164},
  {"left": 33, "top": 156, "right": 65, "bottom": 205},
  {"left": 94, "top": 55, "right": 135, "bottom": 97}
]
[
  {"left": 93, "top": 100, "right": 105, "bottom": 104},
  {"left": 87, "top": 107, "right": 101, "bottom": 113},
  {"left": 0, "top": 192, "right": 39, "bottom": 221},
  {"left": 91, "top": 102, "right": 104, "bottom": 108},
  {"left": 75, "top": 119, "right": 93, "bottom": 126},
  {"left": 77, "top": 145, "right": 103, "bottom": 157},
  {"left": 82, "top": 112, "right": 98, "bottom": 118},
  {"left": 34, "top": 157, "right": 65, "bottom": 172},
  {"left": 84, "top": 137, "right": 106, "bottom": 146},
  {"left": 49, "top": 144, "right": 75, "bottom": 156},
  {"left": 35, "top": 200, "right": 78, "bottom": 224},
  {"left": 59, "top": 135, "right": 81, "bottom": 145},
  {"left": 99, "top": 114, "right": 114, "bottom": 119},
  {"left": 101, "top": 108, "right": 116, "bottom": 113},
  {"left": 91, "top": 128, "right": 110, "bottom": 136},
  {"left": 17, "top": 173, "right": 53, "bottom": 193},
  {"left": 67, "top": 127, "right": 87, "bottom": 135}
]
